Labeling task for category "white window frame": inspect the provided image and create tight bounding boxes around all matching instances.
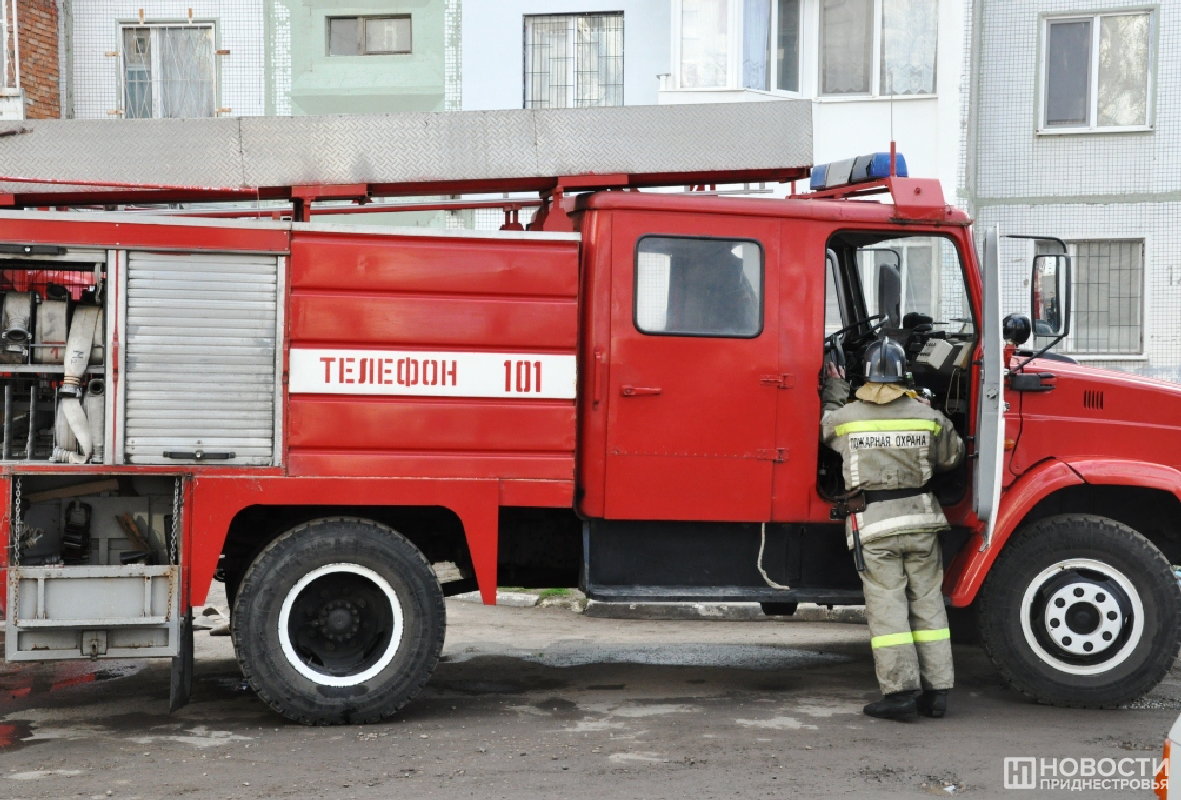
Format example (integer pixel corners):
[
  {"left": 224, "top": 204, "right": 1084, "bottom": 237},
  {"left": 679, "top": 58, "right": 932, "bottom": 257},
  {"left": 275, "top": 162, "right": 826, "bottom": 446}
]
[
  {"left": 326, "top": 15, "right": 412, "bottom": 57},
  {"left": 672, "top": 0, "right": 806, "bottom": 94},
  {"left": 817, "top": 0, "right": 938, "bottom": 99},
  {"left": 1038, "top": 10, "right": 1155, "bottom": 135},
  {"left": 118, "top": 22, "right": 218, "bottom": 119},
  {"left": 1, "top": 1, "right": 9, "bottom": 90}
]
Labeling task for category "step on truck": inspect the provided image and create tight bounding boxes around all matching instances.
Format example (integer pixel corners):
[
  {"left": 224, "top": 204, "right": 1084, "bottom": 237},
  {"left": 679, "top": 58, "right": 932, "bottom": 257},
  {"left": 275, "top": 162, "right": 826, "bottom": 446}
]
[{"left": 0, "top": 102, "right": 1177, "bottom": 723}]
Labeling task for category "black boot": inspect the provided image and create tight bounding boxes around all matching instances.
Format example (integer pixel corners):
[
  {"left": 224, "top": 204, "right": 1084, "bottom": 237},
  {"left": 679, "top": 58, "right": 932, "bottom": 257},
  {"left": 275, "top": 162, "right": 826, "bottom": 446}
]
[
  {"left": 917, "top": 689, "right": 948, "bottom": 718},
  {"left": 863, "top": 691, "right": 919, "bottom": 721}
]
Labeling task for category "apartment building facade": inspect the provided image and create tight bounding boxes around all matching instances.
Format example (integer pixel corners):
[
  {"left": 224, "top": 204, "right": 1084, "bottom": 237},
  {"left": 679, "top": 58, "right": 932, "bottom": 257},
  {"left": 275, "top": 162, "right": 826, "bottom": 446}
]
[{"left": 964, "top": 1, "right": 1180, "bottom": 381}]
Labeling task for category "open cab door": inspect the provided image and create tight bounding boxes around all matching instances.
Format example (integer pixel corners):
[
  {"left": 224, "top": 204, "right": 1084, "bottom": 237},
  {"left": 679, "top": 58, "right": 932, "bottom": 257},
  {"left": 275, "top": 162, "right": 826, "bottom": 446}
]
[{"left": 974, "top": 226, "right": 1004, "bottom": 549}]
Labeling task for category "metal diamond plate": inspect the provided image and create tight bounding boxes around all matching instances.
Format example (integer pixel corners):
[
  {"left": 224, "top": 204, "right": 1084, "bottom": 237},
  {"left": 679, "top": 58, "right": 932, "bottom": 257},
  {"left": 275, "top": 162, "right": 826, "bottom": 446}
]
[{"left": 0, "top": 102, "right": 812, "bottom": 197}]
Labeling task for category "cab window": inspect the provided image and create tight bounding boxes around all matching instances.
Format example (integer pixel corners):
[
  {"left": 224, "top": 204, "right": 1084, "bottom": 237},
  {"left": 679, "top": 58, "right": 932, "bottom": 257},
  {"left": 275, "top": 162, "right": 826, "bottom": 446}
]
[
  {"left": 855, "top": 236, "right": 972, "bottom": 336},
  {"left": 635, "top": 236, "right": 763, "bottom": 337}
]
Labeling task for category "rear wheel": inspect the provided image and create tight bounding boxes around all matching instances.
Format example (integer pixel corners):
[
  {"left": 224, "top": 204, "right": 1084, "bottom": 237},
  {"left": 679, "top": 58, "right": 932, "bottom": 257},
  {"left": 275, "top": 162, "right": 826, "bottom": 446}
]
[
  {"left": 978, "top": 514, "right": 1180, "bottom": 707},
  {"left": 232, "top": 517, "right": 445, "bottom": 724}
]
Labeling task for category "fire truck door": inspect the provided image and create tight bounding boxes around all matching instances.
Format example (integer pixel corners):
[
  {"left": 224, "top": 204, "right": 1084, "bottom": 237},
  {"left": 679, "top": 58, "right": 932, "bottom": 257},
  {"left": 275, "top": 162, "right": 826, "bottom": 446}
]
[
  {"left": 597, "top": 222, "right": 780, "bottom": 521},
  {"left": 974, "top": 226, "right": 1004, "bottom": 547}
]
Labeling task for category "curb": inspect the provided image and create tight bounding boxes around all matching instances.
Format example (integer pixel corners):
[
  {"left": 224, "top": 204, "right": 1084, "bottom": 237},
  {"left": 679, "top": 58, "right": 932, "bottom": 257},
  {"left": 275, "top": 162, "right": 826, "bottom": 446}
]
[
  {"left": 454, "top": 590, "right": 542, "bottom": 608},
  {"left": 583, "top": 601, "right": 763, "bottom": 621}
]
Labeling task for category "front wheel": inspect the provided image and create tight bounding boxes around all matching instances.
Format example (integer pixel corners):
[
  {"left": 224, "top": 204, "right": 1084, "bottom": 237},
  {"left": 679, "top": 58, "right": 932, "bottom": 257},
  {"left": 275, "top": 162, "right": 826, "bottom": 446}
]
[
  {"left": 232, "top": 517, "right": 445, "bottom": 724},
  {"left": 978, "top": 514, "right": 1180, "bottom": 707}
]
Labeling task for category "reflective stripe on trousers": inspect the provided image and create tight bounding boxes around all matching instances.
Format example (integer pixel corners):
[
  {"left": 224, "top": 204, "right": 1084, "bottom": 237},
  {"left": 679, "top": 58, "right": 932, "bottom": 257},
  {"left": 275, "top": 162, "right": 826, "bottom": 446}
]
[
  {"left": 859, "top": 531, "right": 955, "bottom": 694},
  {"left": 871, "top": 628, "right": 950, "bottom": 649}
]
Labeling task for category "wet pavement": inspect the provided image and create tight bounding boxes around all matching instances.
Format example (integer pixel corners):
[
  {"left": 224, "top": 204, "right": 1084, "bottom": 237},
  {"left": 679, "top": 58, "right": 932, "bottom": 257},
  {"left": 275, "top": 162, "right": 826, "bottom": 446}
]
[{"left": 1, "top": 596, "right": 1179, "bottom": 799}]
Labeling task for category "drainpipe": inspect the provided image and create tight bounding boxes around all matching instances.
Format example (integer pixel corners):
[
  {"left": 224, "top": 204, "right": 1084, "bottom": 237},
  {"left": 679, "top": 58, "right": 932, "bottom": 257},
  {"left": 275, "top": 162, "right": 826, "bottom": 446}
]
[
  {"left": 10, "top": 0, "right": 18, "bottom": 92},
  {"left": 57, "top": 0, "right": 72, "bottom": 116}
]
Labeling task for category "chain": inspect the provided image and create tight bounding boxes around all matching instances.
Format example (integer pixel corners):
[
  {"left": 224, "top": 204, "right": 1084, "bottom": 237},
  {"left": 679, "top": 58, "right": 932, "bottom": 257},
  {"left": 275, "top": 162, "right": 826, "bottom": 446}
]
[
  {"left": 9, "top": 475, "right": 21, "bottom": 621},
  {"left": 164, "top": 477, "right": 181, "bottom": 623},
  {"left": 11, "top": 475, "right": 21, "bottom": 568},
  {"left": 170, "top": 477, "right": 180, "bottom": 567}
]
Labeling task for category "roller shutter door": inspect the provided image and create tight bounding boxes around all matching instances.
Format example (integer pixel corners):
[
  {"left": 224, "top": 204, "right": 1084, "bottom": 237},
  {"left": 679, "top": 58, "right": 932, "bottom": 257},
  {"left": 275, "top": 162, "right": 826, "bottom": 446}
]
[{"left": 123, "top": 252, "right": 279, "bottom": 465}]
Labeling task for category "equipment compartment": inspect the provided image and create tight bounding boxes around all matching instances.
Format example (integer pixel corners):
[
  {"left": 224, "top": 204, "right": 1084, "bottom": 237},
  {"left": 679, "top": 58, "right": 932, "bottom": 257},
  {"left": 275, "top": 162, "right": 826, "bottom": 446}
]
[
  {"left": 0, "top": 246, "right": 108, "bottom": 464},
  {"left": 5, "top": 475, "right": 182, "bottom": 661}
]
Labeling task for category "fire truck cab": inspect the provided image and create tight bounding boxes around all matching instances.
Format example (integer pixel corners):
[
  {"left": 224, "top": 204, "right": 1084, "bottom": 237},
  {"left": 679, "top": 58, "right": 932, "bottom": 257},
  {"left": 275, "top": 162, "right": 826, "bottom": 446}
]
[{"left": 0, "top": 105, "right": 1177, "bottom": 724}]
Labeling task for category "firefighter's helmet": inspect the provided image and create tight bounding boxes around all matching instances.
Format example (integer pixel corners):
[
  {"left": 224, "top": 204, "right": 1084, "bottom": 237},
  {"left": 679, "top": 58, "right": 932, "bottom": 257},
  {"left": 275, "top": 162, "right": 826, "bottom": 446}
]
[{"left": 863, "top": 338, "right": 908, "bottom": 384}]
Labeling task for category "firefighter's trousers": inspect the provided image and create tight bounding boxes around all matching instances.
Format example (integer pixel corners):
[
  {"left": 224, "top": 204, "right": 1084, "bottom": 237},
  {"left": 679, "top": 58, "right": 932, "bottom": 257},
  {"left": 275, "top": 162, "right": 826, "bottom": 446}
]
[{"left": 859, "top": 530, "right": 954, "bottom": 695}]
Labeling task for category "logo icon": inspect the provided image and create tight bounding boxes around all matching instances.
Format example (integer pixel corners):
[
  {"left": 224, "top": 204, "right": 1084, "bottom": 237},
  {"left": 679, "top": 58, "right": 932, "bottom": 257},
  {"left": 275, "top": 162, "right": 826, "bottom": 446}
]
[{"left": 1004, "top": 757, "right": 1037, "bottom": 790}]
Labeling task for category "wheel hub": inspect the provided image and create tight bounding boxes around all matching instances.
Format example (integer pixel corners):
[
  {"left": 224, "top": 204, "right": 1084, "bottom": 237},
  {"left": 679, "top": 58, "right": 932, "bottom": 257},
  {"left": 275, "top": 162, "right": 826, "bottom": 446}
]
[
  {"left": 1040, "top": 577, "right": 1126, "bottom": 657},
  {"left": 316, "top": 600, "right": 362, "bottom": 641}
]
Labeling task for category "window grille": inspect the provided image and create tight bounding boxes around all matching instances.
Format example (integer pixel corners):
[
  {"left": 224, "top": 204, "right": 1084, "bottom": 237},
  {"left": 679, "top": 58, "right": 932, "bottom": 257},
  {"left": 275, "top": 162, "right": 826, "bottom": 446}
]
[
  {"left": 524, "top": 13, "right": 623, "bottom": 109},
  {"left": 1039, "top": 240, "right": 1144, "bottom": 355},
  {"left": 121, "top": 25, "right": 216, "bottom": 119}
]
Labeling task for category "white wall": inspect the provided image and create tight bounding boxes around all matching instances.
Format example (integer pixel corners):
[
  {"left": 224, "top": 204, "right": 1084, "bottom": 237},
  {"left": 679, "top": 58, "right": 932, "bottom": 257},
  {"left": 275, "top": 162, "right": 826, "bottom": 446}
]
[
  {"left": 461, "top": 1, "right": 670, "bottom": 110},
  {"left": 658, "top": 1, "right": 965, "bottom": 197}
]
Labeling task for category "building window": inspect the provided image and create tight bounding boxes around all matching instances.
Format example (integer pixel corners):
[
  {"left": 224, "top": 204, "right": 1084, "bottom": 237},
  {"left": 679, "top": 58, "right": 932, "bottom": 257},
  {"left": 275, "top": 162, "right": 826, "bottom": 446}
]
[
  {"left": 1039, "top": 240, "right": 1144, "bottom": 355},
  {"left": 121, "top": 25, "right": 216, "bottom": 119},
  {"left": 524, "top": 13, "right": 623, "bottom": 109},
  {"left": 678, "top": 0, "right": 800, "bottom": 92},
  {"left": 1042, "top": 12, "right": 1152, "bottom": 131},
  {"left": 327, "top": 15, "right": 412, "bottom": 56},
  {"left": 819, "top": 0, "right": 937, "bottom": 96},
  {"left": 743, "top": 0, "right": 800, "bottom": 92},
  {"left": 679, "top": 0, "right": 729, "bottom": 89}
]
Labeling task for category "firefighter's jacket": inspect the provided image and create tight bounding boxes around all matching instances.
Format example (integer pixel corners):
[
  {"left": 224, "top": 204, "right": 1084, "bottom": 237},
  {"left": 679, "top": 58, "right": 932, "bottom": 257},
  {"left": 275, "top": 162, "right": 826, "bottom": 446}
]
[{"left": 822, "top": 381, "right": 965, "bottom": 547}]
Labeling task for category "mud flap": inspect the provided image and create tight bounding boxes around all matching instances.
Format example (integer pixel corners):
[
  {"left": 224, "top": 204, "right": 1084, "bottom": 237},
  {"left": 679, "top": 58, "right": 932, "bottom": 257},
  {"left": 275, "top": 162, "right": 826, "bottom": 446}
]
[{"left": 169, "top": 609, "right": 193, "bottom": 712}]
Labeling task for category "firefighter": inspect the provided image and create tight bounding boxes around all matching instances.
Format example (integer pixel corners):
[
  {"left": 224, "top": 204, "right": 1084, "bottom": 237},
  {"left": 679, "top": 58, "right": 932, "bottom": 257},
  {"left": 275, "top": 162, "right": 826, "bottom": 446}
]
[{"left": 821, "top": 337, "right": 964, "bottom": 721}]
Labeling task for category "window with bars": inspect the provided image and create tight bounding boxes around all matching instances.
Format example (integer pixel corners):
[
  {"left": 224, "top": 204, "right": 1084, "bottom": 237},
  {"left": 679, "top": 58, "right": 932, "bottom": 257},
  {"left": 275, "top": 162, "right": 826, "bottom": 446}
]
[
  {"left": 1039, "top": 240, "right": 1144, "bottom": 355},
  {"left": 524, "top": 13, "right": 623, "bottom": 109},
  {"left": 1042, "top": 12, "right": 1152, "bottom": 132},
  {"left": 121, "top": 25, "right": 216, "bottom": 119},
  {"left": 819, "top": 0, "right": 937, "bottom": 96},
  {"left": 327, "top": 15, "right": 412, "bottom": 56}
]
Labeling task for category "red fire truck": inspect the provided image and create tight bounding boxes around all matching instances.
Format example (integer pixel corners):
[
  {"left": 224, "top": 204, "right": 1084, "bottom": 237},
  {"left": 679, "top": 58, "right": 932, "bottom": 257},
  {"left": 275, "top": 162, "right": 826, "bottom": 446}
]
[{"left": 0, "top": 104, "right": 1177, "bottom": 724}]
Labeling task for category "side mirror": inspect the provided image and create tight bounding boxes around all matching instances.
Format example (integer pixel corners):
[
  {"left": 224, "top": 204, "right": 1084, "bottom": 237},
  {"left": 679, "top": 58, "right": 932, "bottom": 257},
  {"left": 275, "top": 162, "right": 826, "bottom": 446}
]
[
  {"left": 1031, "top": 254, "right": 1070, "bottom": 338},
  {"left": 877, "top": 262, "right": 901, "bottom": 328}
]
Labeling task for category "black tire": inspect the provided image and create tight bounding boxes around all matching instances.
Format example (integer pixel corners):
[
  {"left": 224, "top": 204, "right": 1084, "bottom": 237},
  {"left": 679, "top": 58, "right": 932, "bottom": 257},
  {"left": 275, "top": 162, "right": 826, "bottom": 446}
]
[
  {"left": 978, "top": 514, "right": 1180, "bottom": 708},
  {"left": 232, "top": 517, "right": 445, "bottom": 724}
]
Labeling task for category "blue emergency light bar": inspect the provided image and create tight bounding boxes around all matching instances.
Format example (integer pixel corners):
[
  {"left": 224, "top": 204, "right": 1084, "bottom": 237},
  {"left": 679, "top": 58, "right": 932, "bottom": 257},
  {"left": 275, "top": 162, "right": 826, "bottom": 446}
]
[{"left": 809, "top": 152, "right": 908, "bottom": 191}]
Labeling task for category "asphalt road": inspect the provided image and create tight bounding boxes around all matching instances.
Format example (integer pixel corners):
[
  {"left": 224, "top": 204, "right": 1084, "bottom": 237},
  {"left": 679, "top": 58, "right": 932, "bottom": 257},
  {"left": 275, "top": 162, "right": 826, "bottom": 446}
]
[{"left": 2, "top": 595, "right": 1178, "bottom": 800}]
